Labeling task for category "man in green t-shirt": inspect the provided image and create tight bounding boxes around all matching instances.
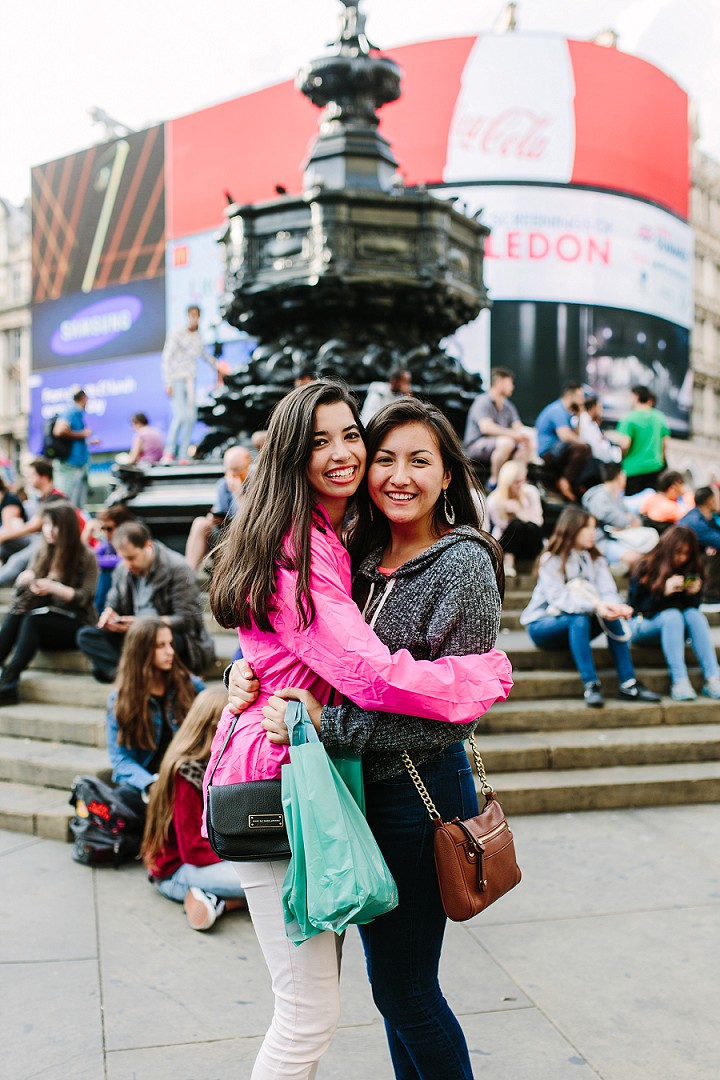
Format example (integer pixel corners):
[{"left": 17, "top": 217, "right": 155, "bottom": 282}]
[{"left": 615, "top": 386, "right": 670, "bottom": 495}]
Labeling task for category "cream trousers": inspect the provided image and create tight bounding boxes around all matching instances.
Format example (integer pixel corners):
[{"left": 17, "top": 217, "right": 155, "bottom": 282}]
[{"left": 237, "top": 859, "right": 341, "bottom": 1079}]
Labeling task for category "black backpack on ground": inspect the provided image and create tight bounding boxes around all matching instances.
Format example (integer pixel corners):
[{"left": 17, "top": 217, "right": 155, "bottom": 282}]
[
  {"left": 42, "top": 415, "right": 73, "bottom": 461},
  {"left": 69, "top": 775, "right": 146, "bottom": 868}
]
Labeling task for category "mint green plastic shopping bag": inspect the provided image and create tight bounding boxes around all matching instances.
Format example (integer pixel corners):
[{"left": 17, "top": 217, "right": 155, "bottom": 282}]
[{"left": 281, "top": 700, "right": 398, "bottom": 944}]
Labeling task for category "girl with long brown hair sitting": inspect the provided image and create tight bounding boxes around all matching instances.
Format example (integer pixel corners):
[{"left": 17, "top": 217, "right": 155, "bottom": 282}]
[
  {"left": 105, "top": 617, "right": 203, "bottom": 797},
  {"left": 628, "top": 525, "right": 720, "bottom": 701},
  {"left": 142, "top": 686, "right": 247, "bottom": 931},
  {"left": 0, "top": 501, "right": 97, "bottom": 705},
  {"left": 521, "top": 506, "right": 660, "bottom": 708}
]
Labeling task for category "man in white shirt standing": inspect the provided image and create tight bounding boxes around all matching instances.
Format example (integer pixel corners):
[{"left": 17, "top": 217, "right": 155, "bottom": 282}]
[{"left": 161, "top": 304, "right": 211, "bottom": 463}]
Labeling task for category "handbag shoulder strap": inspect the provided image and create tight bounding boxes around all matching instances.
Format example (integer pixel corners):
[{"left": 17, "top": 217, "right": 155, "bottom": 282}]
[
  {"left": 206, "top": 714, "right": 241, "bottom": 786},
  {"left": 402, "top": 736, "right": 493, "bottom": 822}
]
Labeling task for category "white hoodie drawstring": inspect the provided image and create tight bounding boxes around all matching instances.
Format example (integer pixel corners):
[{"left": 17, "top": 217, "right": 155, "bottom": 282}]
[{"left": 364, "top": 577, "right": 397, "bottom": 630}]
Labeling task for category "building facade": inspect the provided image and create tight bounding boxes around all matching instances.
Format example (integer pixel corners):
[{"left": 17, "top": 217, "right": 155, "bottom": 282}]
[
  {"left": 684, "top": 147, "right": 720, "bottom": 475},
  {"left": 0, "top": 198, "right": 31, "bottom": 473}
]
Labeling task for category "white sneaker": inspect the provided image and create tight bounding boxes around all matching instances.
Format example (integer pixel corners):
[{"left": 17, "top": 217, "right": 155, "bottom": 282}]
[
  {"left": 702, "top": 676, "right": 720, "bottom": 700},
  {"left": 183, "top": 887, "right": 225, "bottom": 931},
  {"left": 670, "top": 679, "right": 697, "bottom": 702}
]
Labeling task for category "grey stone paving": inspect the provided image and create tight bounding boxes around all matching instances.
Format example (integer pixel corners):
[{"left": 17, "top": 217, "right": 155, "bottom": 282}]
[{"left": 3, "top": 804, "right": 719, "bottom": 1079}]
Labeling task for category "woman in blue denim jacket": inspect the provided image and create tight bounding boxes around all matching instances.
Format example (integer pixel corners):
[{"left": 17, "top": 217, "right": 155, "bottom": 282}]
[{"left": 106, "top": 616, "right": 204, "bottom": 794}]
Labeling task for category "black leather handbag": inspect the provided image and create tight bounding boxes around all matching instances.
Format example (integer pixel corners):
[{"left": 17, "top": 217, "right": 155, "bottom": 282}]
[{"left": 206, "top": 714, "right": 291, "bottom": 861}]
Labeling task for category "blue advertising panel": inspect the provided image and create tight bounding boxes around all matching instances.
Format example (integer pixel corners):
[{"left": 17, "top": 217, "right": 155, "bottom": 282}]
[
  {"left": 32, "top": 278, "right": 167, "bottom": 370},
  {"left": 28, "top": 353, "right": 217, "bottom": 454}
]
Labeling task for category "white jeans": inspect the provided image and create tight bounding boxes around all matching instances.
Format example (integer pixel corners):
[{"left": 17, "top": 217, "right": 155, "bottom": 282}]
[{"left": 237, "top": 859, "right": 341, "bottom": 1079}]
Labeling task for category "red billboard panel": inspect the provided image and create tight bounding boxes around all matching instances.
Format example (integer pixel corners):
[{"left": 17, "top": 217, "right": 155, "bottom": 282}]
[{"left": 167, "top": 34, "right": 689, "bottom": 241}]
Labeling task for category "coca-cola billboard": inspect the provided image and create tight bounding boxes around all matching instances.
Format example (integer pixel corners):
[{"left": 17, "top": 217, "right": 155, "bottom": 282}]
[
  {"left": 444, "top": 36, "right": 576, "bottom": 183},
  {"left": 166, "top": 33, "right": 690, "bottom": 240},
  {"left": 449, "top": 108, "right": 557, "bottom": 166}
]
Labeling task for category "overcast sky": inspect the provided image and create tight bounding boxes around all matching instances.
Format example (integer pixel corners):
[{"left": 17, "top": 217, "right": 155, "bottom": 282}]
[{"left": 2, "top": 0, "right": 717, "bottom": 205}]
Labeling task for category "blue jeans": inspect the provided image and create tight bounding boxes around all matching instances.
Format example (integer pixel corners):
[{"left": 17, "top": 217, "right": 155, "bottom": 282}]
[
  {"left": 55, "top": 462, "right": 88, "bottom": 509},
  {"left": 155, "top": 860, "right": 245, "bottom": 902},
  {"left": 630, "top": 608, "right": 720, "bottom": 683},
  {"left": 527, "top": 613, "right": 636, "bottom": 685},
  {"left": 360, "top": 744, "right": 477, "bottom": 1079},
  {"left": 165, "top": 378, "right": 195, "bottom": 460}
]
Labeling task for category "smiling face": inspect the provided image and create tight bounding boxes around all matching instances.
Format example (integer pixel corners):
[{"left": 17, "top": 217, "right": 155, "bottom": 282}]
[
  {"left": 368, "top": 422, "right": 451, "bottom": 535},
  {"left": 305, "top": 401, "right": 366, "bottom": 512},
  {"left": 153, "top": 626, "right": 175, "bottom": 672}
]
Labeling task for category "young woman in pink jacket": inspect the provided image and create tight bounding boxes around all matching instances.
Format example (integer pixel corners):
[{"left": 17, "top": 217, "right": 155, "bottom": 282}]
[{"left": 208, "top": 382, "right": 512, "bottom": 1079}]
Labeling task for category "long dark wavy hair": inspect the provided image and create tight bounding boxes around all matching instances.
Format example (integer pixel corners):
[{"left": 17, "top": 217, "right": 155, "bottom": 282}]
[
  {"left": 210, "top": 380, "right": 363, "bottom": 631},
  {"left": 348, "top": 398, "right": 504, "bottom": 598},
  {"left": 34, "top": 501, "right": 84, "bottom": 582},
  {"left": 634, "top": 525, "right": 703, "bottom": 597},
  {"left": 541, "top": 506, "right": 600, "bottom": 574},
  {"left": 114, "top": 618, "right": 197, "bottom": 749},
  {"left": 142, "top": 686, "right": 227, "bottom": 870}
]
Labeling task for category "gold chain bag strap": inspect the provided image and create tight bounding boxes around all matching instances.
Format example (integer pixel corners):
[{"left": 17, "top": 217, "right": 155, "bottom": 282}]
[{"left": 402, "top": 736, "right": 521, "bottom": 922}]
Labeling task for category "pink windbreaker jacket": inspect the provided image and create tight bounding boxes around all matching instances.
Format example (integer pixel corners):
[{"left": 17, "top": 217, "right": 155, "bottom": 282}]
[{"left": 205, "top": 507, "right": 513, "bottom": 787}]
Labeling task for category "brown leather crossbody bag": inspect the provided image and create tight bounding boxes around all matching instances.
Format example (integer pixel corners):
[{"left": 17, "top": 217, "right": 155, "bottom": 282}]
[{"left": 403, "top": 736, "right": 521, "bottom": 922}]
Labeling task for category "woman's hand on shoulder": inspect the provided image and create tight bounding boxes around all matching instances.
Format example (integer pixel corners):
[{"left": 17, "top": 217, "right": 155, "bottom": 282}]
[
  {"left": 227, "top": 661, "right": 260, "bottom": 715},
  {"left": 261, "top": 687, "right": 322, "bottom": 743}
]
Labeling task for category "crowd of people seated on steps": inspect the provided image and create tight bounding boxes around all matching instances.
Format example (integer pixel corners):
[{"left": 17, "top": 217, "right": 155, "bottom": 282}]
[
  {"left": 519, "top": 507, "right": 720, "bottom": 707},
  {"left": 462, "top": 372, "right": 720, "bottom": 706},
  {"left": 1, "top": 382, "right": 719, "bottom": 940},
  {"left": 0, "top": 448, "right": 249, "bottom": 931}
]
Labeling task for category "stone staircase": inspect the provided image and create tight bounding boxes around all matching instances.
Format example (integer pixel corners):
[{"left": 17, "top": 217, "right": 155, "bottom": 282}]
[{"left": 0, "top": 575, "right": 719, "bottom": 840}]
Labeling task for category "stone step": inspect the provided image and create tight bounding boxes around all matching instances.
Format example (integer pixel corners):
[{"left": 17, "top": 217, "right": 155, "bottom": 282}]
[
  {"left": 481, "top": 694, "right": 720, "bottom": 733},
  {"left": 25, "top": 631, "right": 707, "bottom": 677},
  {"left": 507, "top": 666, "right": 703, "bottom": 700},
  {"left": 476, "top": 723, "right": 720, "bottom": 773},
  {"left": 26, "top": 644, "right": 232, "bottom": 680},
  {"left": 16, "top": 671, "right": 110, "bottom": 707},
  {"left": 0, "top": 702, "right": 105, "bottom": 747},
  {"left": 497, "top": 628, "right": 720, "bottom": 671},
  {"left": 0, "top": 780, "right": 74, "bottom": 841},
  {"left": 486, "top": 760, "right": 720, "bottom": 815},
  {"left": 0, "top": 734, "right": 110, "bottom": 789}
]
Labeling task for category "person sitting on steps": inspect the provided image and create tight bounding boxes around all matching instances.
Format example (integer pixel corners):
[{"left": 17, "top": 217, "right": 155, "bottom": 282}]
[
  {"left": 521, "top": 506, "right": 661, "bottom": 709},
  {"left": 142, "top": 685, "right": 248, "bottom": 931},
  {"left": 534, "top": 383, "right": 592, "bottom": 502},
  {"left": 627, "top": 526, "right": 720, "bottom": 702},
  {"left": 0, "top": 501, "right": 97, "bottom": 705}
]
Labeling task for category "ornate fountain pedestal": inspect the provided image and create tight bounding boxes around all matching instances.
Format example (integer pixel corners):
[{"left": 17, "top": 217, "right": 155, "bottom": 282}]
[{"left": 195, "top": 0, "right": 491, "bottom": 452}]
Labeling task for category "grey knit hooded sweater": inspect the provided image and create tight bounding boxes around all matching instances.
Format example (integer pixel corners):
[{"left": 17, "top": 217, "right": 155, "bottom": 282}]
[{"left": 320, "top": 526, "right": 502, "bottom": 782}]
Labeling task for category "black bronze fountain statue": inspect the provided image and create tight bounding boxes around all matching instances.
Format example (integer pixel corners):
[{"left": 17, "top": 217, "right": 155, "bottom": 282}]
[
  {"left": 111, "top": 0, "right": 491, "bottom": 543},
  {"left": 194, "top": 0, "right": 490, "bottom": 451}
]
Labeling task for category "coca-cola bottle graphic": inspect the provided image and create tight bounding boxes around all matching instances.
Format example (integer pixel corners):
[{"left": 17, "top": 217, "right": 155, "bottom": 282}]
[{"left": 443, "top": 35, "right": 576, "bottom": 183}]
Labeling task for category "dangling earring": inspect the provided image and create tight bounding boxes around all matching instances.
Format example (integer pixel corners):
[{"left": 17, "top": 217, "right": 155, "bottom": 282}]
[
  {"left": 443, "top": 489, "right": 455, "bottom": 526},
  {"left": 369, "top": 502, "right": 374, "bottom": 522}
]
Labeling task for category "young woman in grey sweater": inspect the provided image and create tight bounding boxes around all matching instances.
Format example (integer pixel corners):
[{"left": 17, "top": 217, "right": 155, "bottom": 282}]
[{"left": 233, "top": 399, "right": 508, "bottom": 1079}]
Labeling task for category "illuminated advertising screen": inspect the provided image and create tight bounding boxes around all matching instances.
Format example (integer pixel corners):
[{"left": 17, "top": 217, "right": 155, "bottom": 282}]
[
  {"left": 436, "top": 184, "right": 692, "bottom": 434},
  {"left": 28, "top": 351, "right": 226, "bottom": 455},
  {"left": 32, "top": 277, "right": 167, "bottom": 370},
  {"left": 165, "top": 34, "right": 689, "bottom": 241},
  {"left": 32, "top": 125, "right": 165, "bottom": 303},
  {"left": 439, "top": 185, "right": 693, "bottom": 329}
]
